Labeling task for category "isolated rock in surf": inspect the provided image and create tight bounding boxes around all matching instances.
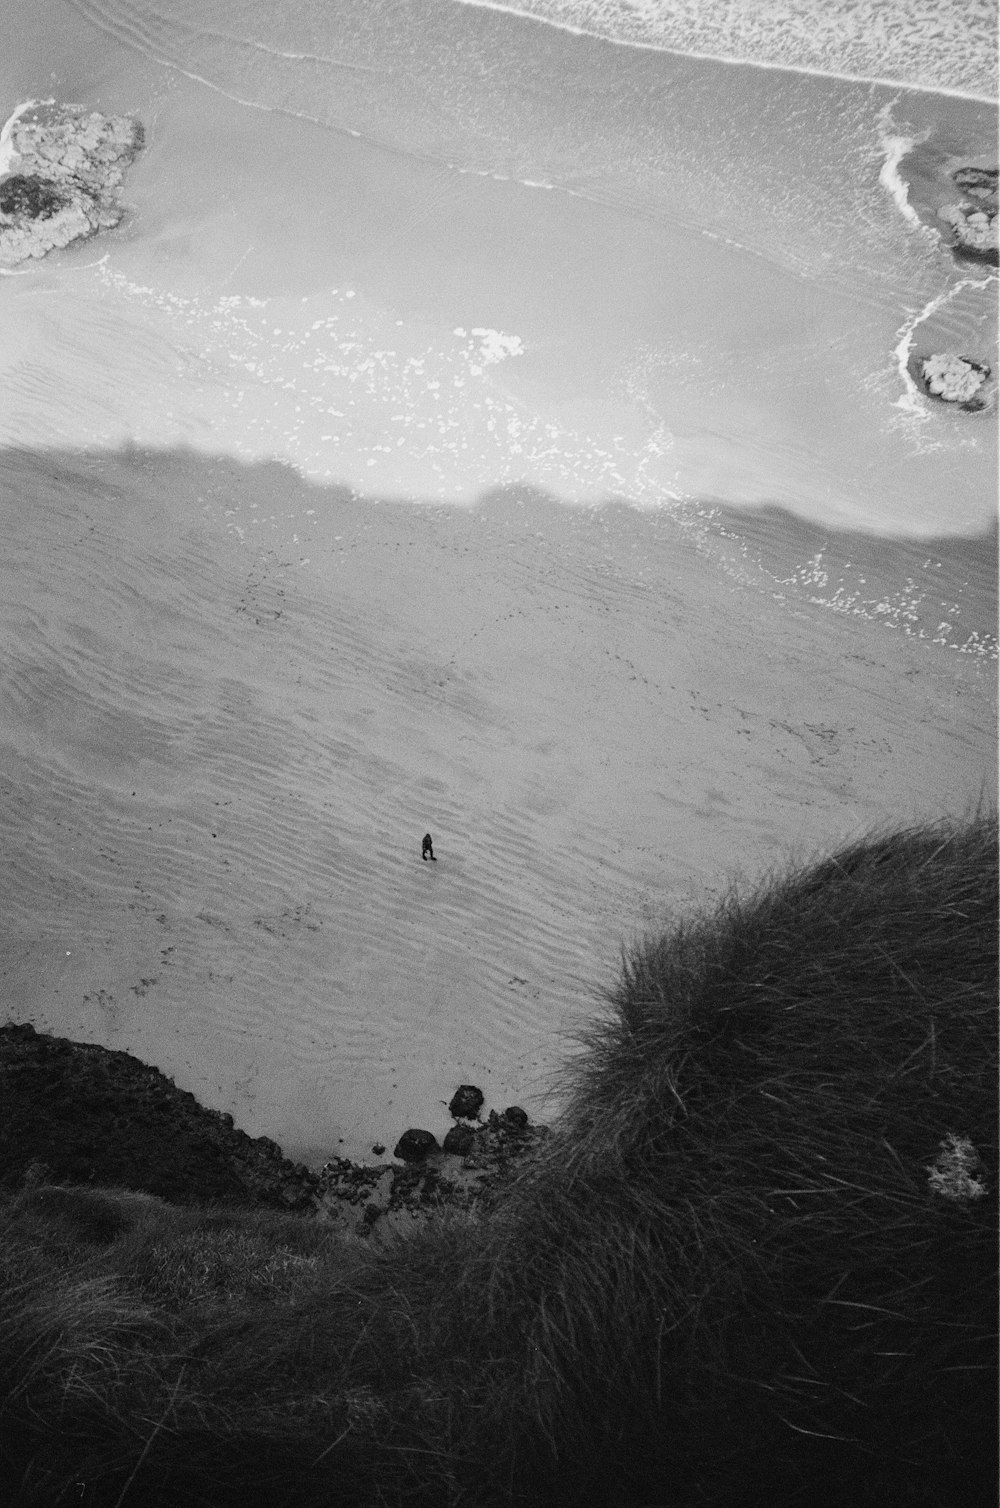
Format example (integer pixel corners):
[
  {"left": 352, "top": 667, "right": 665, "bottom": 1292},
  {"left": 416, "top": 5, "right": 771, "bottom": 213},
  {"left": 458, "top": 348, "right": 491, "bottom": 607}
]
[
  {"left": 0, "top": 101, "right": 143, "bottom": 266},
  {"left": 937, "top": 164, "right": 998, "bottom": 266},
  {"left": 919, "top": 353, "right": 993, "bottom": 412}
]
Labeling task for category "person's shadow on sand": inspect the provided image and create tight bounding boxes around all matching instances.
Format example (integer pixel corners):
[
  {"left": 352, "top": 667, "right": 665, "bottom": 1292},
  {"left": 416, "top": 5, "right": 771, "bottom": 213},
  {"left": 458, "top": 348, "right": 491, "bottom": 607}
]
[{"left": 421, "top": 833, "right": 436, "bottom": 862}]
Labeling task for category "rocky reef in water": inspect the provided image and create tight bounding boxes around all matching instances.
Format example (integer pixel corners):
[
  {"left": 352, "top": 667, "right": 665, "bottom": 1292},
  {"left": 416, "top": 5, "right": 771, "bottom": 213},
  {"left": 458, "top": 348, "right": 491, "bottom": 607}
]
[
  {"left": 926, "top": 163, "right": 998, "bottom": 412},
  {"left": 937, "top": 165, "right": 999, "bottom": 267},
  {"left": 909, "top": 350, "right": 995, "bottom": 413},
  {"left": 0, "top": 100, "right": 143, "bottom": 266},
  {"left": 0, "top": 1023, "right": 546, "bottom": 1231},
  {"left": 898, "top": 150, "right": 998, "bottom": 417}
]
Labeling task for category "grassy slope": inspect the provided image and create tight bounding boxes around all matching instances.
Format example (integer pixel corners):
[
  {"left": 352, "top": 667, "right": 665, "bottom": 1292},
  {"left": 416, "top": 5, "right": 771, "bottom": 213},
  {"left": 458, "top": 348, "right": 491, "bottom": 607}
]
[{"left": 1, "top": 816, "right": 996, "bottom": 1507}]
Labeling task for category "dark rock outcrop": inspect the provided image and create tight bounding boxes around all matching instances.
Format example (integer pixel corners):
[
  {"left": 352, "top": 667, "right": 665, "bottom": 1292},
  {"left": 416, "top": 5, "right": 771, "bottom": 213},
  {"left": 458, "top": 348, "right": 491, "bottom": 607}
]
[
  {"left": 315, "top": 1108, "right": 550, "bottom": 1235},
  {"left": 0, "top": 1021, "right": 318, "bottom": 1209},
  {"left": 448, "top": 1084, "right": 484, "bottom": 1120},
  {"left": 0, "top": 101, "right": 143, "bottom": 265},
  {"left": 937, "top": 164, "right": 998, "bottom": 267},
  {"left": 952, "top": 166, "right": 998, "bottom": 197},
  {"left": 0, "top": 1021, "right": 549, "bottom": 1237},
  {"left": 0, "top": 173, "right": 65, "bottom": 219},
  {"left": 393, "top": 1128, "right": 439, "bottom": 1163}
]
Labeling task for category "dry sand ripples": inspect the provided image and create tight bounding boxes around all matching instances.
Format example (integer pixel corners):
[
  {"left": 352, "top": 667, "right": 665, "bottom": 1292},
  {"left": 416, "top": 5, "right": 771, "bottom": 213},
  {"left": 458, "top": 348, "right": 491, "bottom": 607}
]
[{"left": 0, "top": 446, "right": 995, "bottom": 1161}]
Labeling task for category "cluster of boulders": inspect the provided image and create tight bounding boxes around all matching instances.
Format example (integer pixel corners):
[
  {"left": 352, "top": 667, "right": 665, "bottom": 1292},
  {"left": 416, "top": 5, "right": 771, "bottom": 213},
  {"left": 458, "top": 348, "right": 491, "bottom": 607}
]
[
  {"left": 394, "top": 1083, "right": 489, "bottom": 1160},
  {"left": 937, "top": 166, "right": 998, "bottom": 267},
  {"left": 0, "top": 101, "right": 143, "bottom": 266},
  {"left": 0, "top": 1025, "right": 548, "bottom": 1236},
  {"left": 313, "top": 1085, "right": 549, "bottom": 1237},
  {"left": 391, "top": 1084, "right": 537, "bottom": 1168}
]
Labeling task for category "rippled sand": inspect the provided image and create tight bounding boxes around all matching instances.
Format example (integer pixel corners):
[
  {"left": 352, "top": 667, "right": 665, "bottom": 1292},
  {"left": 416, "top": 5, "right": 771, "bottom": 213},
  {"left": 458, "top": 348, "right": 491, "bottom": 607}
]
[{"left": 1, "top": 446, "right": 994, "bottom": 1161}]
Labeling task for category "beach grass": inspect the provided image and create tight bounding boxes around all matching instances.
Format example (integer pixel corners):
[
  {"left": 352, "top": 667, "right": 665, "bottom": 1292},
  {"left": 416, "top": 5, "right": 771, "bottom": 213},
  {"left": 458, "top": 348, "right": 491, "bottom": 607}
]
[{"left": 0, "top": 814, "right": 995, "bottom": 1506}]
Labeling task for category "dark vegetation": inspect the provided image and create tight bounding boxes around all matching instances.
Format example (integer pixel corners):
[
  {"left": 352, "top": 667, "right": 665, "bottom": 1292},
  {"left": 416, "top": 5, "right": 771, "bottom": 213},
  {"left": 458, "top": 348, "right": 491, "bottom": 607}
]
[
  {"left": 1, "top": 815, "right": 996, "bottom": 1506},
  {"left": 0, "top": 175, "right": 65, "bottom": 220},
  {"left": 0, "top": 1024, "right": 317, "bottom": 1210}
]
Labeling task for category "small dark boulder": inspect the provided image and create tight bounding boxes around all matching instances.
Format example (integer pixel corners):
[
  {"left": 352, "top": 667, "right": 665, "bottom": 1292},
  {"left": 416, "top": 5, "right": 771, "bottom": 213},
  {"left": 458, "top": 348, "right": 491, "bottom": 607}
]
[
  {"left": 0, "top": 174, "right": 65, "bottom": 220},
  {"left": 448, "top": 1084, "right": 484, "bottom": 1120},
  {"left": 502, "top": 1105, "right": 529, "bottom": 1129},
  {"left": 393, "top": 1128, "right": 438, "bottom": 1163},
  {"left": 371, "top": 1143, "right": 386, "bottom": 1157},
  {"left": 443, "top": 1124, "right": 476, "bottom": 1156}
]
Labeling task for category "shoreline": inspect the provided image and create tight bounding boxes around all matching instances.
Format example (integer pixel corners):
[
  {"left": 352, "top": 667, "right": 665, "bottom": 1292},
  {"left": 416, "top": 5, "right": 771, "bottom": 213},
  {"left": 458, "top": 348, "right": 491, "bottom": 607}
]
[
  {"left": 447, "top": 0, "right": 997, "bottom": 102},
  {"left": 0, "top": 1021, "right": 547, "bottom": 1214},
  {"left": 2, "top": 7, "right": 997, "bottom": 534}
]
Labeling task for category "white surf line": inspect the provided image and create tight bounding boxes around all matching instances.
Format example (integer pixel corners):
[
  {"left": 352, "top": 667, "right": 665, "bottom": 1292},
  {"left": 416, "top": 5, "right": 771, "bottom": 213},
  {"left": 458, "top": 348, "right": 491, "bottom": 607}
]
[
  {"left": 876, "top": 103, "right": 939, "bottom": 242},
  {"left": 449, "top": 0, "right": 997, "bottom": 103},
  {"left": 891, "top": 274, "right": 996, "bottom": 415},
  {"left": 879, "top": 134, "right": 922, "bottom": 229},
  {"left": 50, "top": 2, "right": 887, "bottom": 289}
]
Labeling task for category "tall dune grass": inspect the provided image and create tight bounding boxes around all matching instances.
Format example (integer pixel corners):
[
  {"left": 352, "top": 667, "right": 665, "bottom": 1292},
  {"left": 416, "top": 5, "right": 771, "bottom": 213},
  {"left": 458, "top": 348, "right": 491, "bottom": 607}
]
[
  {"left": 484, "top": 814, "right": 998, "bottom": 1505},
  {"left": 0, "top": 816, "right": 995, "bottom": 1506}
]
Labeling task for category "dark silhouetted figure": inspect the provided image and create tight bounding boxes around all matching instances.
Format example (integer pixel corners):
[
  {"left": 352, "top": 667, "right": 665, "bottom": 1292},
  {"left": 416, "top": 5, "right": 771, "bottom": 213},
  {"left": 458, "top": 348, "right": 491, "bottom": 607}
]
[{"left": 422, "top": 833, "right": 436, "bottom": 862}]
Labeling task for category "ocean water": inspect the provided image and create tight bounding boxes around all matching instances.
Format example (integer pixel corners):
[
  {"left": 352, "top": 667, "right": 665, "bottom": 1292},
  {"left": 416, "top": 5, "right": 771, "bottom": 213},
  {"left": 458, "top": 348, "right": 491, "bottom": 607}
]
[{"left": 1, "top": 0, "right": 996, "bottom": 537}]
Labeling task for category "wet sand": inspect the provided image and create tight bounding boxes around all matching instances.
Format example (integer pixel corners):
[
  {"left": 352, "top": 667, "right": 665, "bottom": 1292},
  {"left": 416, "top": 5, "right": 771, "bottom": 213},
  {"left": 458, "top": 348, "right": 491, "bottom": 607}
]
[{"left": 1, "top": 446, "right": 994, "bottom": 1162}]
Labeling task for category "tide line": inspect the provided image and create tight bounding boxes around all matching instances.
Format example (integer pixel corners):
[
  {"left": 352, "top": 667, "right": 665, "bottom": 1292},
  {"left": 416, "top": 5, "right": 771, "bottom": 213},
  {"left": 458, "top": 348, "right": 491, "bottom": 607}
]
[
  {"left": 449, "top": 0, "right": 998, "bottom": 103},
  {"left": 876, "top": 104, "right": 937, "bottom": 240}
]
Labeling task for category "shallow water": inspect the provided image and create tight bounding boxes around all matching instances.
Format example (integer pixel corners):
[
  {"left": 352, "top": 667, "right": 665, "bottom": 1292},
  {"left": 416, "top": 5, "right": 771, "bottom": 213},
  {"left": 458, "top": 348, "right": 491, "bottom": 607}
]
[
  {"left": 453, "top": 0, "right": 998, "bottom": 99},
  {"left": 1, "top": 0, "right": 996, "bottom": 535}
]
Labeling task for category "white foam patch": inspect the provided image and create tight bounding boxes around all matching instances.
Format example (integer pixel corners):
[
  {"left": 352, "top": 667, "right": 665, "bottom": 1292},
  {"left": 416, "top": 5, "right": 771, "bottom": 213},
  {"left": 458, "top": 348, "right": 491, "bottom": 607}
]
[
  {"left": 876, "top": 112, "right": 926, "bottom": 236},
  {"left": 5, "top": 263, "right": 653, "bottom": 505},
  {"left": 0, "top": 98, "right": 51, "bottom": 176}
]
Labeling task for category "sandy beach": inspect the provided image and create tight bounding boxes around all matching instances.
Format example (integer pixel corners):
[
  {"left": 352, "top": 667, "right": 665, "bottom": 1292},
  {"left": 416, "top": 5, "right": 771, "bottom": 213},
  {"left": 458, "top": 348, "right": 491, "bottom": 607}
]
[
  {"left": 1, "top": 443, "right": 994, "bottom": 1161},
  {"left": 0, "top": 0, "right": 996, "bottom": 1163}
]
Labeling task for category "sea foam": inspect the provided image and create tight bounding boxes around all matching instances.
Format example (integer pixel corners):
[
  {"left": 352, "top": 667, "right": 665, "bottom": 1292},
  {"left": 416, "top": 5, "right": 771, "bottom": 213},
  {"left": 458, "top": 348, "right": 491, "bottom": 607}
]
[
  {"left": 0, "top": 99, "right": 49, "bottom": 176},
  {"left": 451, "top": 0, "right": 998, "bottom": 100}
]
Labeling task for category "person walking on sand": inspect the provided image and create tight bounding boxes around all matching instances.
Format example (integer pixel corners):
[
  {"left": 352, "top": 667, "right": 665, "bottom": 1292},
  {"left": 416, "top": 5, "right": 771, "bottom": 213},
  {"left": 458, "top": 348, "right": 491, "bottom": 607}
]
[{"left": 422, "top": 833, "right": 436, "bottom": 862}]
